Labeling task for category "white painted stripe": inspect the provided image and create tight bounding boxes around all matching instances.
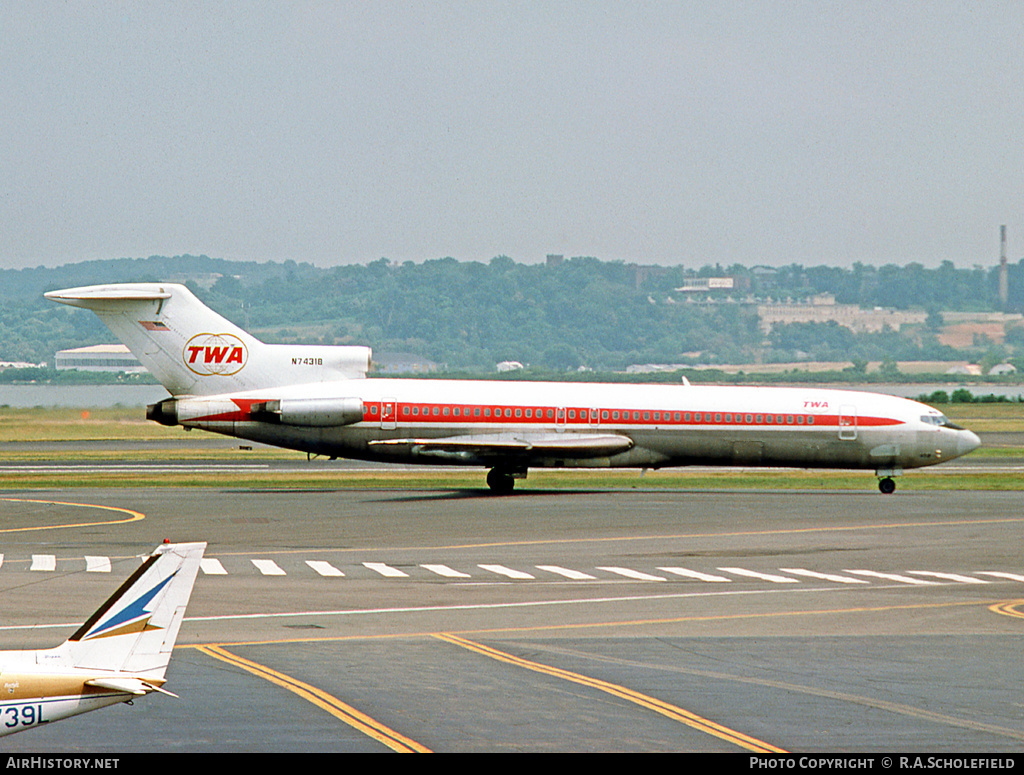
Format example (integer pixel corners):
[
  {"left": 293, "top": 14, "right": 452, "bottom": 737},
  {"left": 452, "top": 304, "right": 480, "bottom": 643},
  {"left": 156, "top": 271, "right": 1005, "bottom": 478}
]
[
  {"left": 658, "top": 567, "right": 731, "bottom": 582},
  {"left": 252, "top": 559, "right": 286, "bottom": 576},
  {"left": 0, "top": 581, "right": 938, "bottom": 634},
  {"left": 536, "top": 565, "right": 597, "bottom": 580},
  {"left": 364, "top": 562, "right": 408, "bottom": 578},
  {"left": 84, "top": 556, "right": 111, "bottom": 573},
  {"left": 200, "top": 558, "right": 228, "bottom": 575},
  {"left": 778, "top": 568, "right": 869, "bottom": 584},
  {"left": 0, "top": 554, "right": 4, "bottom": 569},
  {"left": 844, "top": 570, "right": 936, "bottom": 585},
  {"left": 306, "top": 560, "right": 344, "bottom": 577},
  {"left": 422, "top": 564, "right": 471, "bottom": 578},
  {"left": 977, "top": 572, "right": 1024, "bottom": 583},
  {"left": 906, "top": 571, "right": 988, "bottom": 584},
  {"left": 30, "top": 555, "right": 55, "bottom": 572},
  {"left": 597, "top": 566, "right": 666, "bottom": 581},
  {"left": 718, "top": 567, "right": 799, "bottom": 583},
  {"left": 478, "top": 564, "right": 534, "bottom": 580}
]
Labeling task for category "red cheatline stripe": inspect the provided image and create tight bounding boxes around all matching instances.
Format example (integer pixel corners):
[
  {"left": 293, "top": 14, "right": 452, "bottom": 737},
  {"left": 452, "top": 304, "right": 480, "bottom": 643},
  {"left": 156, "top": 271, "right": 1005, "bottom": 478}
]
[{"left": 187, "top": 398, "right": 901, "bottom": 429}]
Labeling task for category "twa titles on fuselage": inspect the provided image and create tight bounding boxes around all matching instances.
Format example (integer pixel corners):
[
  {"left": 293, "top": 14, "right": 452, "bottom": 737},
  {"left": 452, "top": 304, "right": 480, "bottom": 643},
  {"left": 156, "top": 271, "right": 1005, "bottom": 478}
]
[
  {"left": 45, "top": 284, "right": 980, "bottom": 494},
  {"left": 0, "top": 542, "right": 205, "bottom": 736}
]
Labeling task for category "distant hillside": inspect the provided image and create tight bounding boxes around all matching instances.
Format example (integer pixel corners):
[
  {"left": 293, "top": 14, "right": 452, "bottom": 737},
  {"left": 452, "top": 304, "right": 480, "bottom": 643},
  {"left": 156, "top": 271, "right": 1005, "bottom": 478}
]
[
  {"left": 1, "top": 254, "right": 1020, "bottom": 372},
  {"left": 0, "top": 254, "right": 273, "bottom": 300}
]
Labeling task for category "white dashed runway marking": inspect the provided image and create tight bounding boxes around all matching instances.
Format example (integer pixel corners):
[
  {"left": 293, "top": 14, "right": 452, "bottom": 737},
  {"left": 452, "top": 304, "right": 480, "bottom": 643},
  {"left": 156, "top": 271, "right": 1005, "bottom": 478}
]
[
  {"left": 306, "top": 560, "right": 345, "bottom": 577},
  {"left": 597, "top": 566, "right": 665, "bottom": 581},
  {"left": 252, "top": 559, "right": 286, "bottom": 576},
  {"left": 84, "top": 556, "right": 111, "bottom": 573},
  {"left": 364, "top": 562, "right": 408, "bottom": 577},
  {"left": 5, "top": 554, "right": 1021, "bottom": 592},
  {"left": 30, "top": 555, "right": 55, "bottom": 572},
  {"left": 421, "top": 564, "right": 472, "bottom": 578},
  {"left": 536, "top": 565, "right": 597, "bottom": 580},
  {"left": 478, "top": 564, "right": 535, "bottom": 580}
]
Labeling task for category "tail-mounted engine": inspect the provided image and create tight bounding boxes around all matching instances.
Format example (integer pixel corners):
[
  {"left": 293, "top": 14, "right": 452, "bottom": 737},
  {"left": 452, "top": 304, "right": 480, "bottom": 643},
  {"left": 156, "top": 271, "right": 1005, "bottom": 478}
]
[{"left": 250, "top": 397, "right": 364, "bottom": 427}]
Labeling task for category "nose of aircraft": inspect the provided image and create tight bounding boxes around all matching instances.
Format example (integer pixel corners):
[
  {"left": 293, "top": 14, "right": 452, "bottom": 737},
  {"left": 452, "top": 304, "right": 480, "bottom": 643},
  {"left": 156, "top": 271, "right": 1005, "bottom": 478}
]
[{"left": 957, "top": 429, "right": 981, "bottom": 458}]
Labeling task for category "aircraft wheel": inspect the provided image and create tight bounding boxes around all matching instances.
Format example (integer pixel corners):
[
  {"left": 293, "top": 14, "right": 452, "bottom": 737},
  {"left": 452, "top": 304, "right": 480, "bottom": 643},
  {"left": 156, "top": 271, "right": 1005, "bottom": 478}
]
[
  {"left": 486, "top": 468, "right": 515, "bottom": 495},
  {"left": 878, "top": 477, "right": 896, "bottom": 495}
]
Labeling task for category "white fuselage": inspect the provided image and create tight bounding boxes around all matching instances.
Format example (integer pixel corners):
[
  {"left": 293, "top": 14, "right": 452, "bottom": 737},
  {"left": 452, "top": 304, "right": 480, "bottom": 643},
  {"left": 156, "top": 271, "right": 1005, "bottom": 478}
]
[{"left": 160, "top": 378, "right": 980, "bottom": 473}]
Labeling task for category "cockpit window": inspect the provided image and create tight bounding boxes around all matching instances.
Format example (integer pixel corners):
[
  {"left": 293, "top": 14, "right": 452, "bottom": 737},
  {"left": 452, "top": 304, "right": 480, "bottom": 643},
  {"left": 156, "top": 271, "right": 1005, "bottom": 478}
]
[{"left": 921, "top": 414, "right": 965, "bottom": 430}]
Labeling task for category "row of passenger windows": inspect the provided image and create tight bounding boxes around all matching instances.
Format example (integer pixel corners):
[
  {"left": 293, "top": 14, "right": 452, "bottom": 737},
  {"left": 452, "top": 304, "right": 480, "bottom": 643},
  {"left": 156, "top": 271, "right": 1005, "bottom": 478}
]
[{"left": 363, "top": 404, "right": 815, "bottom": 425}]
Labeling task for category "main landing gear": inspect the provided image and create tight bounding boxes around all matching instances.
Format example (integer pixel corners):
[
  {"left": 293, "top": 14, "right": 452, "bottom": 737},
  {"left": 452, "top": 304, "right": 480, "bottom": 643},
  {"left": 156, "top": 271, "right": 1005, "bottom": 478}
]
[{"left": 486, "top": 467, "right": 524, "bottom": 495}]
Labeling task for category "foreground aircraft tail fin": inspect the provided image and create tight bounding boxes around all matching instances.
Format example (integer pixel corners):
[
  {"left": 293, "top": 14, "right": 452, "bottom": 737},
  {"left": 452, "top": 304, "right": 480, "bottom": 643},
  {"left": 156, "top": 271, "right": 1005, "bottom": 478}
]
[
  {"left": 59, "top": 542, "right": 206, "bottom": 680},
  {"left": 45, "top": 283, "right": 371, "bottom": 396}
]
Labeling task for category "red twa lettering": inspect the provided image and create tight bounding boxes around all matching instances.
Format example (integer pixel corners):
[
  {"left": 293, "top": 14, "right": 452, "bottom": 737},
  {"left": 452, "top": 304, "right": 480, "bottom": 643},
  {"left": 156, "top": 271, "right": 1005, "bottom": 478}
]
[
  {"left": 205, "top": 346, "right": 228, "bottom": 363},
  {"left": 201, "top": 346, "right": 243, "bottom": 364},
  {"left": 183, "top": 333, "right": 248, "bottom": 376}
]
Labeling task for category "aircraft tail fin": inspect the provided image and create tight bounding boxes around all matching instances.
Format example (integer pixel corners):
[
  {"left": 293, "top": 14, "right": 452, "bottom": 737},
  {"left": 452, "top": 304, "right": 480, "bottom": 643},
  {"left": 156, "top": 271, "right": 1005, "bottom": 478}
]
[
  {"left": 45, "top": 283, "right": 264, "bottom": 396},
  {"left": 46, "top": 283, "right": 371, "bottom": 396},
  {"left": 59, "top": 542, "right": 206, "bottom": 680}
]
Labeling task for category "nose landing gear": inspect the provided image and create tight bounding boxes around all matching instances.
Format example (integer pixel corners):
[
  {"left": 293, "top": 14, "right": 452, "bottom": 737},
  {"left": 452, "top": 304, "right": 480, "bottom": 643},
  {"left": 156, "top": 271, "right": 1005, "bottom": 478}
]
[{"left": 875, "top": 466, "right": 902, "bottom": 494}]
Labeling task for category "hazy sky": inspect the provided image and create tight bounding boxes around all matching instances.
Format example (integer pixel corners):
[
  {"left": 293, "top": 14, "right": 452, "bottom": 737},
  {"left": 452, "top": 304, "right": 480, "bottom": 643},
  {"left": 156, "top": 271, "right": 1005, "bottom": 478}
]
[{"left": 3, "top": 2, "right": 1024, "bottom": 270}]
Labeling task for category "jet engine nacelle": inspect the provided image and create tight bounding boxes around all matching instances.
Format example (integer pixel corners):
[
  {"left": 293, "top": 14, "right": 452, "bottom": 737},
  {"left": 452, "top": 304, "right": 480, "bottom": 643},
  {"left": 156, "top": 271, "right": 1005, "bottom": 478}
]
[
  {"left": 147, "top": 398, "right": 179, "bottom": 426},
  {"left": 252, "top": 397, "right": 365, "bottom": 427}
]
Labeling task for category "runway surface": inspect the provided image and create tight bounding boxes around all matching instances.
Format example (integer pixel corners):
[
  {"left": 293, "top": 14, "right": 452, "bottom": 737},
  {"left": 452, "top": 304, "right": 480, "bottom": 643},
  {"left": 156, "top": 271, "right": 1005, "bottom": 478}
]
[{"left": 2, "top": 486, "right": 1024, "bottom": 752}]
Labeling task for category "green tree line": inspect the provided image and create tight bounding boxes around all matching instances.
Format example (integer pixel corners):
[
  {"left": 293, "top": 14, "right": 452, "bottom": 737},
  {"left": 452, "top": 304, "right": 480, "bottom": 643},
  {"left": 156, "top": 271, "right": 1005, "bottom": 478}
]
[{"left": 0, "top": 254, "right": 1019, "bottom": 371}]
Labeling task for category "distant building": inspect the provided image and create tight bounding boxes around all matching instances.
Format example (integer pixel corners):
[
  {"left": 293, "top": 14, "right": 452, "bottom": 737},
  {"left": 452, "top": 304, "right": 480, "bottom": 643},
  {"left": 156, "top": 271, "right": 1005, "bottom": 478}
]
[
  {"left": 751, "top": 265, "right": 779, "bottom": 287},
  {"left": 945, "top": 364, "right": 983, "bottom": 376},
  {"left": 675, "top": 277, "right": 734, "bottom": 293},
  {"left": 757, "top": 300, "right": 926, "bottom": 334},
  {"left": 54, "top": 344, "right": 145, "bottom": 373},
  {"left": 164, "top": 272, "right": 223, "bottom": 290},
  {"left": 496, "top": 360, "right": 524, "bottom": 372},
  {"left": 625, "top": 363, "right": 692, "bottom": 374}
]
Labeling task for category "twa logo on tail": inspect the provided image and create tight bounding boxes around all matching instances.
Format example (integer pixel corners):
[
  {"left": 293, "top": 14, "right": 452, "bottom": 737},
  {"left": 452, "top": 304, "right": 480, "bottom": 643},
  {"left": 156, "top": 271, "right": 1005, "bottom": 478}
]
[{"left": 183, "top": 333, "right": 248, "bottom": 376}]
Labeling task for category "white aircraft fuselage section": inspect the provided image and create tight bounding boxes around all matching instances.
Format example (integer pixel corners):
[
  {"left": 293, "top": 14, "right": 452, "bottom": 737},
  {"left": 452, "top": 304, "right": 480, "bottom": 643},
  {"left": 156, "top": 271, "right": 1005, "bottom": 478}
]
[{"left": 153, "top": 378, "right": 976, "bottom": 473}]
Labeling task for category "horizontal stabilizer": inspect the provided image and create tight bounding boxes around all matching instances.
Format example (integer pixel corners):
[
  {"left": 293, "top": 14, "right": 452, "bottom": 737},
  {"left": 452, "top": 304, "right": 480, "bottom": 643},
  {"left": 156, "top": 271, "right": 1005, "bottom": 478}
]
[
  {"left": 85, "top": 677, "right": 155, "bottom": 696},
  {"left": 44, "top": 286, "right": 172, "bottom": 305}
]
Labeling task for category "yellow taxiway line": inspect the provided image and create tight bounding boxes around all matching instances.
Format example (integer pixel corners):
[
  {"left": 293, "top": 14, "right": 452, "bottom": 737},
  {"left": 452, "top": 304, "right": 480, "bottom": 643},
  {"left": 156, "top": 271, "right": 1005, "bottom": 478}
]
[
  {"left": 195, "top": 644, "right": 431, "bottom": 753},
  {"left": 433, "top": 632, "right": 787, "bottom": 753}
]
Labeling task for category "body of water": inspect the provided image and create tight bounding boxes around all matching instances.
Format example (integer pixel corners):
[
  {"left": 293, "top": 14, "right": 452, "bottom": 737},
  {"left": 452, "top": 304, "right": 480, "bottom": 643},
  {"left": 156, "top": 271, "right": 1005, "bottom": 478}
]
[{"left": 0, "top": 384, "right": 170, "bottom": 408}]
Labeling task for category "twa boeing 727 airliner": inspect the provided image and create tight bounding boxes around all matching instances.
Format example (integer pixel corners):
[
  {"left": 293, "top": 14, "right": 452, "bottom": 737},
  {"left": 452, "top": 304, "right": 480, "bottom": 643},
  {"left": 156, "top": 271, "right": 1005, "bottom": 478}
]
[{"left": 46, "top": 283, "right": 980, "bottom": 493}]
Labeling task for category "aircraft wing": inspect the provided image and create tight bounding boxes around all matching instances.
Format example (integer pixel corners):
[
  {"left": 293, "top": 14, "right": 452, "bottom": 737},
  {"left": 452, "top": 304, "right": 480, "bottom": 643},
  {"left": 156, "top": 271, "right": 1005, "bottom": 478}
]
[{"left": 368, "top": 432, "right": 634, "bottom": 462}]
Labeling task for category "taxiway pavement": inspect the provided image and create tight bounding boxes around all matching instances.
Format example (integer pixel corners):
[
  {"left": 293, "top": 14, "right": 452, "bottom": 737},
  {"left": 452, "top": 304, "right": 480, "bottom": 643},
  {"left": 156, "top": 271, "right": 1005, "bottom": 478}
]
[{"left": 2, "top": 487, "right": 1023, "bottom": 752}]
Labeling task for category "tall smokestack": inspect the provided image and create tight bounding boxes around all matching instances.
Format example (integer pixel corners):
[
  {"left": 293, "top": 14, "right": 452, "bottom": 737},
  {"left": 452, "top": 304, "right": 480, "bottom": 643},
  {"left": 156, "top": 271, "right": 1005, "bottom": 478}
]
[{"left": 1000, "top": 225, "right": 1009, "bottom": 308}]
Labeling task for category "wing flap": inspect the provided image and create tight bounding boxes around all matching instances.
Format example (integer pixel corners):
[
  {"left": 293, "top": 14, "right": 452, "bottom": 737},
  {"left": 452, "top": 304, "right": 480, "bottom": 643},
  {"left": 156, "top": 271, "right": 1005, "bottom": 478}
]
[{"left": 369, "top": 433, "right": 633, "bottom": 459}]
